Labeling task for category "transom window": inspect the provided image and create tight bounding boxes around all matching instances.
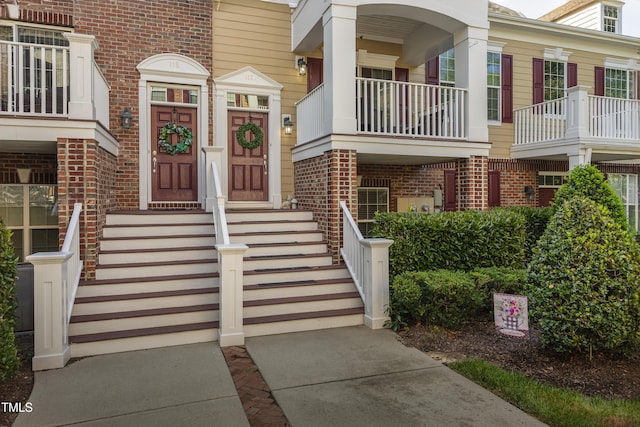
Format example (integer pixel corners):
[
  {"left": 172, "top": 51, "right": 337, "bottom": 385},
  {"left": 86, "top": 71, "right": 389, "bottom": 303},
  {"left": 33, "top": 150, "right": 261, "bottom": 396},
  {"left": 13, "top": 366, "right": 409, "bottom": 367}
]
[
  {"left": 439, "top": 49, "right": 455, "bottom": 87},
  {"left": 360, "top": 67, "right": 392, "bottom": 80},
  {"left": 605, "top": 68, "right": 636, "bottom": 99},
  {"left": 487, "top": 52, "right": 501, "bottom": 122},
  {"left": 151, "top": 86, "right": 198, "bottom": 104},
  {"left": 0, "top": 25, "right": 69, "bottom": 46},
  {"left": 0, "top": 184, "right": 58, "bottom": 262},
  {"left": 603, "top": 5, "right": 619, "bottom": 33},
  {"left": 226, "top": 92, "right": 268, "bottom": 110}
]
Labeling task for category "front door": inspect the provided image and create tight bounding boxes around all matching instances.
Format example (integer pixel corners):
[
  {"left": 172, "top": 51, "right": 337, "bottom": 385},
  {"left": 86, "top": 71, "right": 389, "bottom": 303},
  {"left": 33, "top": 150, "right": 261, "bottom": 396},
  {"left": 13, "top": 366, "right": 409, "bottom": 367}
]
[
  {"left": 151, "top": 105, "right": 198, "bottom": 202},
  {"left": 228, "top": 111, "right": 269, "bottom": 201}
]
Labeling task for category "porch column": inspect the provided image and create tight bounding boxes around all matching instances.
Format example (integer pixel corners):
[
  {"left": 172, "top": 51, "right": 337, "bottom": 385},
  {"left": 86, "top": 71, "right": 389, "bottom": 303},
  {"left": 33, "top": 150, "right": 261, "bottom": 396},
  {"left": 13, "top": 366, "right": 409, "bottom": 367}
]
[
  {"left": 454, "top": 26, "right": 489, "bottom": 142},
  {"left": 64, "top": 33, "right": 97, "bottom": 121},
  {"left": 322, "top": 4, "right": 357, "bottom": 135},
  {"left": 566, "top": 85, "right": 590, "bottom": 140}
]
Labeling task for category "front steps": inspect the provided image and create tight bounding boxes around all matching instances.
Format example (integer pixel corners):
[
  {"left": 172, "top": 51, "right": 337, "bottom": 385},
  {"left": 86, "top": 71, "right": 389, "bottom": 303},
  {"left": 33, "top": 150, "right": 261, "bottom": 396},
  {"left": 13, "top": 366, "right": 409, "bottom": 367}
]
[{"left": 69, "top": 209, "right": 364, "bottom": 358}]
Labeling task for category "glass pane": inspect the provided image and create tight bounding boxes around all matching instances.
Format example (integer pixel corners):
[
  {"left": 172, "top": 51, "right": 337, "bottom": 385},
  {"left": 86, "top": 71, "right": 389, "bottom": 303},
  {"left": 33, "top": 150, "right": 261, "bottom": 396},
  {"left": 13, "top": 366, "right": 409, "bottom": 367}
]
[
  {"left": 0, "top": 185, "right": 24, "bottom": 226},
  {"left": 0, "top": 26, "right": 13, "bottom": 41},
  {"left": 31, "top": 228, "right": 58, "bottom": 253},
  {"left": 29, "top": 185, "right": 58, "bottom": 226},
  {"left": 18, "top": 26, "right": 68, "bottom": 46},
  {"left": 227, "top": 93, "right": 268, "bottom": 109},
  {"left": 10, "top": 229, "right": 23, "bottom": 262}
]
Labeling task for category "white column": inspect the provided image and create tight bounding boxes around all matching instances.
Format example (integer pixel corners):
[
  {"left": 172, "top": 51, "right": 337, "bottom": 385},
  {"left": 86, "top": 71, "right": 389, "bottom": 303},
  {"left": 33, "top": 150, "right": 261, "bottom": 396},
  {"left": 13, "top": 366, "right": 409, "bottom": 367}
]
[
  {"left": 202, "top": 146, "right": 225, "bottom": 212},
  {"left": 323, "top": 4, "right": 357, "bottom": 135},
  {"left": 454, "top": 26, "right": 489, "bottom": 142},
  {"left": 64, "top": 33, "right": 97, "bottom": 121},
  {"left": 27, "top": 253, "right": 72, "bottom": 371},
  {"left": 217, "top": 244, "right": 248, "bottom": 347},
  {"left": 362, "top": 238, "right": 394, "bottom": 329},
  {"left": 566, "top": 85, "right": 590, "bottom": 140}
]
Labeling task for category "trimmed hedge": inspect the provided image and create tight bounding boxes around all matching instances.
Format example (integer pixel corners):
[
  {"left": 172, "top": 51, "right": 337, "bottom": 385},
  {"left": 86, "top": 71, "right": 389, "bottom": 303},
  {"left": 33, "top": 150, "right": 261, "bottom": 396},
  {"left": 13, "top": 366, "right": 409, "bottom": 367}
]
[
  {"left": 373, "top": 209, "right": 526, "bottom": 278},
  {"left": 470, "top": 267, "right": 528, "bottom": 315},
  {"left": 0, "top": 219, "right": 19, "bottom": 380},
  {"left": 493, "top": 207, "right": 552, "bottom": 262}
]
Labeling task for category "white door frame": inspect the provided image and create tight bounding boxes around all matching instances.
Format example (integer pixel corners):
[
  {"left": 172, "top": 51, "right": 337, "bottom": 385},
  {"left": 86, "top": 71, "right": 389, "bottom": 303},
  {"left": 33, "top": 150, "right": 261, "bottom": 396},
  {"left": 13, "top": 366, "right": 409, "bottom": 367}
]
[
  {"left": 214, "top": 66, "right": 283, "bottom": 209},
  {"left": 137, "top": 53, "right": 210, "bottom": 210}
]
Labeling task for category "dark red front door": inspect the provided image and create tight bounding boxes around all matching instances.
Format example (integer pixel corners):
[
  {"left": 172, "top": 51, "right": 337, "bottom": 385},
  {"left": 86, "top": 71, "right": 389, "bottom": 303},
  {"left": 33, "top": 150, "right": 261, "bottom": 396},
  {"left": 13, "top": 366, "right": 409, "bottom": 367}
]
[
  {"left": 228, "top": 111, "right": 269, "bottom": 201},
  {"left": 151, "top": 105, "right": 198, "bottom": 202}
]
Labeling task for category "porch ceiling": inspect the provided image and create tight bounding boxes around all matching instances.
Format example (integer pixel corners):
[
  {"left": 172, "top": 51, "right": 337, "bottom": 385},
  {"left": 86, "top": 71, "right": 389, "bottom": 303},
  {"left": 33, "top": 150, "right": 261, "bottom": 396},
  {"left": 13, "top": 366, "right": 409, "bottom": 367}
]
[
  {"left": 356, "top": 15, "right": 423, "bottom": 44},
  {"left": 0, "top": 140, "right": 57, "bottom": 154}
]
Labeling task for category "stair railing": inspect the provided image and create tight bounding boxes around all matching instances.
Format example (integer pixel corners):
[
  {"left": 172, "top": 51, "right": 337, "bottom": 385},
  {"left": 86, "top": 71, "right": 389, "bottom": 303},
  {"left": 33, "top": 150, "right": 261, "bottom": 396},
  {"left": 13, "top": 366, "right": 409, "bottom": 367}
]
[
  {"left": 27, "top": 202, "right": 83, "bottom": 371},
  {"left": 340, "top": 201, "right": 393, "bottom": 329},
  {"left": 211, "top": 161, "right": 230, "bottom": 245}
]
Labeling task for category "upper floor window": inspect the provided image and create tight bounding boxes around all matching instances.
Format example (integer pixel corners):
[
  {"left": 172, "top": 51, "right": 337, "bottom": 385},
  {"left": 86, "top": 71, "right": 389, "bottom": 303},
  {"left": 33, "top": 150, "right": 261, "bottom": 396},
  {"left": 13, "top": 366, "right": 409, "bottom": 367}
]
[
  {"left": 0, "top": 24, "right": 69, "bottom": 46},
  {"left": 439, "top": 49, "right": 455, "bottom": 87},
  {"left": 603, "top": 5, "right": 619, "bottom": 33},
  {"left": 545, "top": 60, "right": 566, "bottom": 101},
  {"left": 605, "top": 68, "right": 636, "bottom": 99},
  {"left": 487, "top": 51, "right": 501, "bottom": 122}
]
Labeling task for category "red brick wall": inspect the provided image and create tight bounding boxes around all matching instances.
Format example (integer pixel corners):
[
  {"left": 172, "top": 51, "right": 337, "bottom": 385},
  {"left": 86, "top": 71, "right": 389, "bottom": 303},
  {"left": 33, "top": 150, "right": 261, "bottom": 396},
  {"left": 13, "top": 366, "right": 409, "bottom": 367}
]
[
  {"left": 0, "top": 152, "right": 57, "bottom": 184},
  {"left": 0, "top": 0, "right": 73, "bottom": 25}
]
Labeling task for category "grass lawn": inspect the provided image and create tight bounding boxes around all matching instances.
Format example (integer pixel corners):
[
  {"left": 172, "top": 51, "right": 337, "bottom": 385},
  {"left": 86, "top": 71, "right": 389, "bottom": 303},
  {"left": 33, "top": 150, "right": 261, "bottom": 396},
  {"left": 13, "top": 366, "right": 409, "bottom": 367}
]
[{"left": 449, "top": 359, "right": 640, "bottom": 427}]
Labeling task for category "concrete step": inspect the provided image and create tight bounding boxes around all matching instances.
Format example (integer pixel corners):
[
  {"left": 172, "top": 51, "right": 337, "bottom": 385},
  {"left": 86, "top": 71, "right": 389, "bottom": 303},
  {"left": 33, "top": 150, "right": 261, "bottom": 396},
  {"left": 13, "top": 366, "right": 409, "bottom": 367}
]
[
  {"left": 243, "top": 265, "right": 351, "bottom": 286},
  {"left": 230, "top": 230, "right": 323, "bottom": 245},
  {"left": 106, "top": 211, "right": 212, "bottom": 226},
  {"left": 98, "top": 246, "right": 217, "bottom": 265},
  {"left": 95, "top": 259, "right": 218, "bottom": 281},
  {"left": 244, "top": 241, "right": 327, "bottom": 258},
  {"left": 69, "top": 305, "right": 218, "bottom": 335},
  {"left": 72, "top": 291, "right": 219, "bottom": 316},
  {"left": 226, "top": 210, "right": 313, "bottom": 223},
  {"left": 243, "top": 253, "right": 333, "bottom": 271},
  {"left": 227, "top": 221, "right": 317, "bottom": 234},
  {"left": 243, "top": 292, "right": 362, "bottom": 318},
  {"left": 100, "top": 235, "right": 216, "bottom": 251},
  {"left": 243, "top": 279, "right": 357, "bottom": 301},
  {"left": 102, "top": 223, "right": 215, "bottom": 239},
  {"left": 243, "top": 308, "right": 364, "bottom": 338},
  {"left": 70, "top": 323, "right": 218, "bottom": 358},
  {"left": 77, "top": 274, "right": 218, "bottom": 298}
]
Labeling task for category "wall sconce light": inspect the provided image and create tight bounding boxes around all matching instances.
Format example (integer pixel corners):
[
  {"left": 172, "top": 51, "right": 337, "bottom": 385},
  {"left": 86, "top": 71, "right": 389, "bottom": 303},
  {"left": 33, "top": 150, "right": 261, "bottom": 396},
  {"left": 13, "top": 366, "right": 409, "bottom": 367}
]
[
  {"left": 16, "top": 168, "right": 31, "bottom": 184},
  {"left": 283, "top": 115, "right": 294, "bottom": 135},
  {"left": 296, "top": 56, "right": 307, "bottom": 76},
  {"left": 121, "top": 108, "right": 133, "bottom": 129},
  {"left": 524, "top": 186, "right": 536, "bottom": 201}
]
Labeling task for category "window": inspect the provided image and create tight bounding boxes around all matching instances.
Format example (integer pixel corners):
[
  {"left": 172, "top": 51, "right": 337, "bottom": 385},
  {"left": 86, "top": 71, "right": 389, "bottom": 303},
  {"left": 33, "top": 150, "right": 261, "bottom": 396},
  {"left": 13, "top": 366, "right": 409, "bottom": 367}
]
[
  {"left": 226, "top": 93, "right": 268, "bottom": 109},
  {"left": 357, "top": 187, "right": 388, "bottom": 238},
  {"left": 605, "top": 68, "right": 636, "bottom": 99},
  {"left": 439, "top": 49, "right": 455, "bottom": 87},
  {"left": 487, "top": 52, "right": 501, "bottom": 122},
  {"left": 538, "top": 173, "right": 567, "bottom": 187},
  {"left": 545, "top": 60, "right": 565, "bottom": 101},
  {"left": 0, "top": 184, "right": 58, "bottom": 261},
  {"left": 360, "top": 67, "right": 392, "bottom": 81},
  {"left": 151, "top": 86, "right": 198, "bottom": 104},
  {"left": 608, "top": 174, "right": 638, "bottom": 232},
  {"left": 603, "top": 5, "right": 619, "bottom": 33}
]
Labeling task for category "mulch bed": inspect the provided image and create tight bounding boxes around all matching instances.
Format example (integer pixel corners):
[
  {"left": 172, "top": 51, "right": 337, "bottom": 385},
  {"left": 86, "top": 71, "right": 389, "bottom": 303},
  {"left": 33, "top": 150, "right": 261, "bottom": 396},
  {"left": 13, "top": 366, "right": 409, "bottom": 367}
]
[{"left": 0, "top": 335, "right": 34, "bottom": 427}]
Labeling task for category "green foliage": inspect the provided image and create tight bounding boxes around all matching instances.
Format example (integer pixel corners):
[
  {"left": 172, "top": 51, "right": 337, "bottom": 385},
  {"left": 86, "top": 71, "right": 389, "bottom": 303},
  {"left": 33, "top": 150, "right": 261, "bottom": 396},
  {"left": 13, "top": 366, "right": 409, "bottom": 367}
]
[
  {"left": 0, "top": 219, "right": 19, "bottom": 380},
  {"left": 470, "top": 267, "right": 528, "bottom": 315},
  {"left": 527, "top": 197, "right": 640, "bottom": 357},
  {"left": 390, "top": 270, "right": 482, "bottom": 329},
  {"left": 494, "top": 206, "right": 552, "bottom": 262},
  {"left": 552, "top": 164, "right": 628, "bottom": 229},
  {"left": 373, "top": 209, "right": 526, "bottom": 279}
]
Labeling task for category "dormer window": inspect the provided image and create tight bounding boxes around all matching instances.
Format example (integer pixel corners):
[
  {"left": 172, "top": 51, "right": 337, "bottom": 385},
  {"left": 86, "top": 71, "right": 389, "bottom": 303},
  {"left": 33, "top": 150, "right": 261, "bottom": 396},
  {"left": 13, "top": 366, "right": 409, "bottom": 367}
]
[{"left": 603, "top": 5, "right": 619, "bottom": 33}]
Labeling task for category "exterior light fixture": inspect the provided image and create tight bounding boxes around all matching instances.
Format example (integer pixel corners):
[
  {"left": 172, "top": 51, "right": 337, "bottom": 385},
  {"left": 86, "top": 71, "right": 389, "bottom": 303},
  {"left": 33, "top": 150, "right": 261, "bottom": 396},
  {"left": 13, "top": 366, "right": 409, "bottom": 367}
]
[
  {"left": 524, "top": 186, "right": 536, "bottom": 201},
  {"left": 296, "top": 57, "right": 307, "bottom": 76},
  {"left": 283, "top": 116, "right": 294, "bottom": 135},
  {"left": 121, "top": 108, "right": 133, "bottom": 129}
]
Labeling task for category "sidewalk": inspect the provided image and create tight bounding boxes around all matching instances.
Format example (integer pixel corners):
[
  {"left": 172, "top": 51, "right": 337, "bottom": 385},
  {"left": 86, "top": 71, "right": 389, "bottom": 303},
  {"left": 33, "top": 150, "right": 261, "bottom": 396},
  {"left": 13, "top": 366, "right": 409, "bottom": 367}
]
[{"left": 14, "top": 326, "right": 548, "bottom": 426}]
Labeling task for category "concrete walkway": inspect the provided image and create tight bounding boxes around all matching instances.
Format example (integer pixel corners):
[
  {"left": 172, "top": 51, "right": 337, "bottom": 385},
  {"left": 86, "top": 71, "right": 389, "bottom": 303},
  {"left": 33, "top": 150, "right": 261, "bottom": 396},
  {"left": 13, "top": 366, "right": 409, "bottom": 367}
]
[{"left": 15, "top": 326, "right": 548, "bottom": 426}]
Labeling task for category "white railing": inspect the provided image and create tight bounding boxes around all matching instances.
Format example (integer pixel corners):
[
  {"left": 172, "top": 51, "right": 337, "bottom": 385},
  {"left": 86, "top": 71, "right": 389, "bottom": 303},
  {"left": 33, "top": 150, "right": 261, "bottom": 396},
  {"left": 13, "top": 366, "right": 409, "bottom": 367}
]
[
  {"left": 356, "top": 78, "right": 467, "bottom": 139},
  {"left": 589, "top": 95, "right": 640, "bottom": 140},
  {"left": 340, "top": 200, "right": 365, "bottom": 300},
  {"left": 27, "top": 202, "right": 84, "bottom": 371},
  {"left": 0, "top": 40, "right": 69, "bottom": 116},
  {"left": 340, "top": 201, "right": 393, "bottom": 329},
  {"left": 211, "top": 161, "right": 230, "bottom": 245},
  {"left": 93, "top": 62, "right": 110, "bottom": 127},
  {"left": 295, "top": 83, "right": 326, "bottom": 144},
  {"left": 514, "top": 98, "right": 567, "bottom": 145},
  {"left": 61, "top": 202, "right": 83, "bottom": 322}
]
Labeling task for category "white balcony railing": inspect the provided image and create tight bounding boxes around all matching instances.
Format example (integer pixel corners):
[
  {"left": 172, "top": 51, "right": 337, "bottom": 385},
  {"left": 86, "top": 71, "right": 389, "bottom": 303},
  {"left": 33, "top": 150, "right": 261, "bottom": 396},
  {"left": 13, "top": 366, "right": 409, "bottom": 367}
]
[
  {"left": 296, "top": 83, "right": 326, "bottom": 144},
  {"left": 0, "top": 41, "right": 69, "bottom": 116},
  {"left": 515, "top": 88, "right": 640, "bottom": 145}
]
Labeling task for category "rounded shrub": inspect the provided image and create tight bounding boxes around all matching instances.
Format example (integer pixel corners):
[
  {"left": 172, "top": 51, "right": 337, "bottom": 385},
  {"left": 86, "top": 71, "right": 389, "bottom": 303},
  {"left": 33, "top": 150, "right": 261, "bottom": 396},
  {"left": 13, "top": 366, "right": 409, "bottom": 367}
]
[
  {"left": 552, "top": 164, "right": 628, "bottom": 229},
  {"left": 0, "top": 219, "right": 19, "bottom": 380},
  {"left": 470, "top": 267, "right": 528, "bottom": 315},
  {"left": 527, "top": 197, "right": 640, "bottom": 357}
]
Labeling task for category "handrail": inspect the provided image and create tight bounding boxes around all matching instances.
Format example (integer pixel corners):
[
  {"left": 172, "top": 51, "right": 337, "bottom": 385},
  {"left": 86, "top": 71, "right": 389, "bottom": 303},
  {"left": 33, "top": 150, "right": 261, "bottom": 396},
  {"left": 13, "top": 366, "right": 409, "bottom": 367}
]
[
  {"left": 340, "top": 201, "right": 364, "bottom": 300},
  {"left": 63, "top": 202, "right": 83, "bottom": 322},
  {"left": 211, "top": 161, "right": 230, "bottom": 245},
  {"left": 514, "top": 97, "right": 567, "bottom": 145}
]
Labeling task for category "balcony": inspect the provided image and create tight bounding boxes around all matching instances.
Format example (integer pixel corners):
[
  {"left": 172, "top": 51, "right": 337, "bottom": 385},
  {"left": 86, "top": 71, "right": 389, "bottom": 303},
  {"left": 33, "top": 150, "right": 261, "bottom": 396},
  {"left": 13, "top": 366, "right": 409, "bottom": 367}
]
[
  {"left": 0, "top": 33, "right": 114, "bottom": 154},
  {"left": 512, "top": 86, "right": 640, "bottom": 164},
  {"left": 296, "top": 78, "right": 468, "bottom": 145}
]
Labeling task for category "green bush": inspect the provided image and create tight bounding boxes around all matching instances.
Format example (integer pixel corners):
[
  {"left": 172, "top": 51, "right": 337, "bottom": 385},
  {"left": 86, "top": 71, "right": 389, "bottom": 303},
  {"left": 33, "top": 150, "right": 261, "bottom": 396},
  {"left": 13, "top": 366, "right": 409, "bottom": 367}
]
[
  {"left": 373, "top": 209, "right": 526, "bottom": 279},
  {"left": 390, "top": 270, "right": 482, "bottom": 329},
  {"left": 0, "top": 219, "right": 19, "bottom": 380},
  {"left": 552, "top": 164, "right": 628, "bottom": 229},
  {"left": 494, "top": 207, "right": 552, "bottom": 262},
  {"left": 470, "top": 267, "right": 528, "bottom": 315},
  {"left": 527, "top": 197, "right": 640, "bottom": 357}
]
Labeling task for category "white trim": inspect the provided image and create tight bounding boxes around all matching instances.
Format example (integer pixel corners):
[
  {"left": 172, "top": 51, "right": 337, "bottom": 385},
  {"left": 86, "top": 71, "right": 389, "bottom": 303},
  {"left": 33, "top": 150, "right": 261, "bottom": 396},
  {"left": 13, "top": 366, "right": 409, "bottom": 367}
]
[
  {"left": 605, "top": 57, "right": 640, "bottom": 71},
  {"left": 544, "top": 47, "right": 572, "bottom": 62},
  {"left": 136, "top": 54, "right": 210, "bottom": 210},
  {"left": 356, "top": 50, "right": 399, "bottom": 71},
  {"left": 214, "top": 66, "right": 283, "bottom": 209},
  {"left": 487, "top": 41, "right": 506, "bottom": 52}
]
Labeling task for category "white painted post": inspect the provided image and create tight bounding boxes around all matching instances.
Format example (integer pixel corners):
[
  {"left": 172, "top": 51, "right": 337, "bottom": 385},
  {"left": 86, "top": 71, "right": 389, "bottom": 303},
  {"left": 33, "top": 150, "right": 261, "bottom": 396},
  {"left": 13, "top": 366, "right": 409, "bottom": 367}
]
[
  {"left": 361, "top": 238, "right": 394, "bottom": 329},
  {"left": 26, "top": 252, "right": 72, "bottom": 371},
  {"left": 566, "top": 85, "right": 590, "bottom": 140},
  {"left": 217, "top": 244, "right": 248, "bottom": 347},
  {"left": 202, "top": 146, "right": 225, "bottom": 212},
  {"left": 64, "top": 32, "right": 97, "bottom": 120}
]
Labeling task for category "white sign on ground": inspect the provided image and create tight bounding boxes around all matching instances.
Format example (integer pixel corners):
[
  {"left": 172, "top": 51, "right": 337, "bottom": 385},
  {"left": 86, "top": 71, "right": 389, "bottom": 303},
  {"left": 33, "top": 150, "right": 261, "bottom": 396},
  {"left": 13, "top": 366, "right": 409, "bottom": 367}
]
[{"left": 494, "top": 293, "right": 529, "bottom": 337}]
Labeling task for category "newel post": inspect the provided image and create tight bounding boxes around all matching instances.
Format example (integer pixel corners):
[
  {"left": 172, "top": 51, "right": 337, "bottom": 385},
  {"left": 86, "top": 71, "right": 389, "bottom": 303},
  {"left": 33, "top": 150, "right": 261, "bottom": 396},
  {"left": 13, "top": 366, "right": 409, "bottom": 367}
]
[
  {"left": 63, "top": 32, "right": 98, "bottom": 121},
  {"left": 566, "top": 85, "right": 590, "bottom": 140},
  {"left": 202, "top": 146, "right": 225, "bottom": 212},
  {"left": 26, "top": 252, "right": 72, "bottom": 371},
  {"left": 216, "top": 244, "right": 248, "bottom": 346},
  {"left": 361, "top": 238, "right": 393, "bottom": 329}
]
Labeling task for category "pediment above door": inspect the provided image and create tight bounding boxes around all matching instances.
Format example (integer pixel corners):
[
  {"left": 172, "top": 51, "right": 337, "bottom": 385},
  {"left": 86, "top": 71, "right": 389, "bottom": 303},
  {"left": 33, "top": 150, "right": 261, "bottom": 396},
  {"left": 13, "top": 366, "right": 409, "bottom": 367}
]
[{"left": 214, "top": 66, "right": 283, "bottom": 91}]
